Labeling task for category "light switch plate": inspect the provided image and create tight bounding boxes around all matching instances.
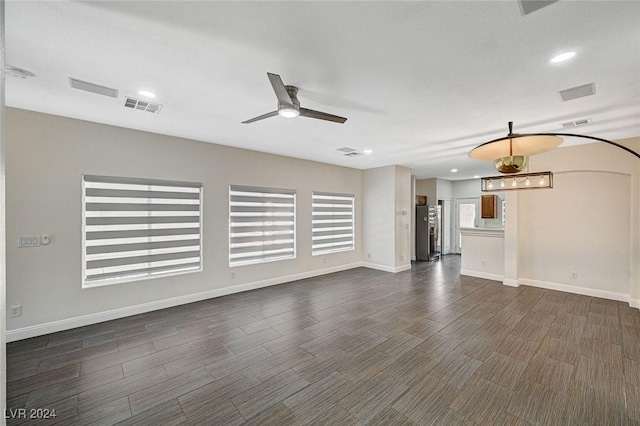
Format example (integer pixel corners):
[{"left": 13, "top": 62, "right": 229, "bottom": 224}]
[{"left": 18, "top": 236, "right": 41, "bottom": 247}]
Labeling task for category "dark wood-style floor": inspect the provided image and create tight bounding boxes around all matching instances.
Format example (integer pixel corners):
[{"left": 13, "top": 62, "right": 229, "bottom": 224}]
[{"left": 6, "top": 255, "right": 640, "bottom": 425}]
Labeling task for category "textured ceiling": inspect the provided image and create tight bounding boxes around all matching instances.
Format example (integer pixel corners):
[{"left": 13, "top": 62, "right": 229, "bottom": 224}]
[{"left": 6, "top": 1, "right": 640, "bottom": 179}]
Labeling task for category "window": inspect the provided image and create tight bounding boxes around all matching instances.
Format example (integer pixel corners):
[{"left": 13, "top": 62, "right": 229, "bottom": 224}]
[
  {"left": 82, "top": 175, "right": 202, "bottom": 287},
  {"left": 312, "top": 192, "right": 355, "bottom": 255},
  {"left": 229, "top": 185, "right": 296, "bottom": 266}
]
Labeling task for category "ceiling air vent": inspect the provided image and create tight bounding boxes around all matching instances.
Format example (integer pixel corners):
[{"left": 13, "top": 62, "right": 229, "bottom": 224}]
[
  {"left": 344, "top": 152, "right": 362, "bottom": 157},
  {"left": 517, "top": 0, "right": 559, "bottom": 16},
  {"left": 69, "top": 77, "right": 118, "bottom": 98},
  {"left": 6, "top": 65, "right": 35, "bottom": 79},
  {"left": 559, "top": 83, "right": 596, "bottom": 102},
  {"left": 337, "top": 147, "right": 357, "bottom": 153},
  {"left": 561, "top": 118, "right": 592, "bottom": 128},
  {"left": 123, "top": 97, "right": 163, "bottom": 114}
]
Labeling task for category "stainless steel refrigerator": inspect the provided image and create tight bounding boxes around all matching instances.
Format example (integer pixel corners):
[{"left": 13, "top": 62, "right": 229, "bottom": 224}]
[{"left": 416, "top": 204, "right": 440, "bottom": 261}]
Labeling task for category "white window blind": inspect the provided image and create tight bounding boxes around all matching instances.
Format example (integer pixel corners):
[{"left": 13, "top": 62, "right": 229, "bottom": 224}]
[
  {"left": 82, "top": 175, "right": 203, "bottom": 287},
  {"left": 312, "top": 192, "right": 355, "bottom": 255},
  {"left": 229, "top": 185, "right": 296, "bottom": 266}
]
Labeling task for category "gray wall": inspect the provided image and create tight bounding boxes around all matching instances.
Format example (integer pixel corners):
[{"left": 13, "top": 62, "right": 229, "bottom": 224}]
[{"left": 6, "top": 108, "right": 364, "bottom": 334}]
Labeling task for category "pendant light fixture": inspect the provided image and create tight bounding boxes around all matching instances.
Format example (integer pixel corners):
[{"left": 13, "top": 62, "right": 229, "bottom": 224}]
[
  {"left": 470, "top": 121, "right": 639, "bottom": 192},
  {"left": 470, "top": 122, "right": 640, "bottom": 174},
  {"left": 469, "top": 122, "right": 562, "bottom": 173},
  {"left": 481, "top": 171, "right": 553, "bottom": 192}
]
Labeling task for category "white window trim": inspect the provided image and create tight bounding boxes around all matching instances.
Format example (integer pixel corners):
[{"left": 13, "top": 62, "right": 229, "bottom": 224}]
[
  {"left": 82, "top": 174, "right": 203, "bottom": 288},
  {"left": 312, "top": 191, "right": 355, "bottom": 256},
  {"left": 229, "top": 185, "right": 297, "bottom": 267}
]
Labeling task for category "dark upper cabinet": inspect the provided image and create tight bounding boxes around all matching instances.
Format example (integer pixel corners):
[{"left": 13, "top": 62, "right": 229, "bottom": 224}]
[{"left": 481, "top": 195, "right": 497, "bottom": 219}]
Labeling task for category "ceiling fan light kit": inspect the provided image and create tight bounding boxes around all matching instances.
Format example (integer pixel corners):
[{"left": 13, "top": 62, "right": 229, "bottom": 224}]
[
  {"left": 242, "top": 73, "right": 347, "bottom": 124},
  {"left": 278, "top": 107, "right": 300, "bottom": 118}
]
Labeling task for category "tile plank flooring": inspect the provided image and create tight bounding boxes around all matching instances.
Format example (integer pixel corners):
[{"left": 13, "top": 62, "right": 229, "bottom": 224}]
[{"left": 7, "top": 255, "right": 640, "bottom": 425}]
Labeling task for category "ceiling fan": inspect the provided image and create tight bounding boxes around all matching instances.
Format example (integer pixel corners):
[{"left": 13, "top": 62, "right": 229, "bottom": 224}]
[{"left": 242, "top": 73, "right": 347, "bottom": 124}]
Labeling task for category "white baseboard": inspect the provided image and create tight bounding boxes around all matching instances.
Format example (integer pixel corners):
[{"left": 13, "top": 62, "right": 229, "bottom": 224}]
[
  {"left": 630, "top": 299, "right": 640, "bottom": 309},
  {"left": 411, "top": 256, "right": 417, "bottom": 261},
  {"left": 396, "top": 264, "right": 412, "bottom": 273},
  {"left": 362, "top": 262, "right": 412, "bottom": 273},
  {"left": 7, "top": 262, "right": 365, "bottom": 342},
  {"left": 518, "top": 278, "right": 630, "bottom": 303},
  {"left": 503, "top": 279, "right": 520, "bottom": 288},
  {"left": 460, "top": 269, "right": 503, "bottom": 282}
]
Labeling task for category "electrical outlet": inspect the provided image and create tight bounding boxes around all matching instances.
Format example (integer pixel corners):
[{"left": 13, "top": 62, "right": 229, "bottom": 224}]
[
  {"left": 481, "top": 260, "right": 486, "bottom": 266},
  {"left": 570, "top": 271, "right": 577, "bottom": 279},
  {"left": 10, "top": 305, "right": 22, "bottom": 318},
  {"left": 367, "top": 253, "right": 371, "bottom": 259},
  {"left": 322, "top": 258, "right": 327, "bottom": 264},
  {"left": 400, "top": 255, "right": 404, "bottom": 261},
  {"left": 230, "top": 271, "right": 235, "bottom": 279}
]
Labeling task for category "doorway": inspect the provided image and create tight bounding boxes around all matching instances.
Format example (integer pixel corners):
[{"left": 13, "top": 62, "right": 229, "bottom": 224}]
[{"left": 454, "top": 198, "right": 478, "bottom": 254}]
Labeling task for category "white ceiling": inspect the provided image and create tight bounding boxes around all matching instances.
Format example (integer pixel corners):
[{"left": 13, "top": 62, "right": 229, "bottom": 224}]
[{"left": 6, "top": 1, "right": 640, "bottom": 180}]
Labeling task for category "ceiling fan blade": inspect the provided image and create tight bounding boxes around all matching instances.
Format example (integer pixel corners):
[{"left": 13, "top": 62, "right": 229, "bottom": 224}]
[
  {"left": 241, "top": 110, "right": 278, "bottom": 124},
  {"left": 299, "top": 108, "right": 347, "bottom": 124},
  {"left": 267, "top": 73, "right": 294, "bottom": 106}
]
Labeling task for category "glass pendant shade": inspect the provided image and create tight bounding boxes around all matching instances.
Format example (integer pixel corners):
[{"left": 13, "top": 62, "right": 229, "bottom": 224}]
[{"left": 494, "top": 155, "right": 528, "bottom": 174}]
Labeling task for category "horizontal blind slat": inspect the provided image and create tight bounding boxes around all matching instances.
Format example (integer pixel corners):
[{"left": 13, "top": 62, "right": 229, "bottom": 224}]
[
  {"left": 230, "top": 225, "right": 294, "bottom": 234},
  {"left": 230, "top": 242, "right": 295, "bottom": 255},
  {"left": 312, "top": 214, "right": 353, "bottom": 221},
  {"left": 312, "top": 199, "right": 354, "bottom": 205},
  {"left": 86, "top": 239, "right": 200, "bottom": 255},
  {"left": 87, "top": 227, "right": 200, "bottom": 240},
  {"left": 84, "top": 174, "right": 202, "bottom": 188},
  {"left": 85, "top": 262, "right": 202, "bottom": 282},
  {"left": 231, "top": 235, "right": 293, "bottom": 245},
  {"left": 86, "top": 188, "right": 200, "bottom": 200},
  {"left": 86, "top": 203, "right": 199, "bottom": 212},
  {"left": 87, "top": 250, "right": 201, "bottom": 269},
  {"left": 230, "top": 185, "right": 295, "bottom": 195},
  {"left": 230, "top": 206, "right": 294, "bottom": 214},
  {"left": 229, "top": 252, "right": 295, "bottom": 265},
  {"left": 230, "top": 195, "right": 295, "bottom": 204},
  {"left": 312, "top": 236, "right": 354, "bottom": 244},
  {"left": 87, "top": 216, "right": 199, "bottom": 226}
]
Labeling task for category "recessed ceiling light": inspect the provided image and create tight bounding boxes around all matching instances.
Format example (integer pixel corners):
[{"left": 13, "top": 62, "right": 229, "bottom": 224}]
[
  {"left": 450, "top": 169, "right": 458, "bottom": 173},
  {"left": 363, "top": 149, "right": 373, "bottom": 154},
  {"left": 473, "top": 175, "right": 480, "bottom": 179},
  {"left": 550, "top": 51, "right": 576, "bottom": 63},
  {"left": 138, "top": 90, "right": 156, "bottom": 98}
]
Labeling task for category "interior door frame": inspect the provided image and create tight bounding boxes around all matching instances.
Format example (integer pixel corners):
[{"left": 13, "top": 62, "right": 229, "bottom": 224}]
[{"left": 454, "top": 197, "right": 479, "bottom": 254}]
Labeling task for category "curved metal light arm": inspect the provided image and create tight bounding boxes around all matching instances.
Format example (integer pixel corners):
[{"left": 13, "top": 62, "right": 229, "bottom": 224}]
[
  {"left": 533, "top": 133, "right": 640, "bottom": 159},
  {"left": 475, "top": 131, "right": 640, "bottom": 160}
]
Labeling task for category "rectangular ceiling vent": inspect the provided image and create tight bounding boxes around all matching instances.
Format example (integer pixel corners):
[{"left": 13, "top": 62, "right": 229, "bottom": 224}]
[
  {"left": 123, "top": 97, "right": 163, "bottom": 114},
  {"left": 69, "top": 77, "right": 118, "bottom": 98},
  {"left": 559, "top": 83, "right": 596, "bottom": 102},
  {"left": 517, "top": 0, "right": 559, "bottom": 16},
  {"left": 561, "top": 118, "right": 592, "bottom": 128},
  {"left": 337, "top": 147, "right": 357, "bottom": 153},
  {"left": 344, "top": 152, "right": 362, "bottom": 157}
]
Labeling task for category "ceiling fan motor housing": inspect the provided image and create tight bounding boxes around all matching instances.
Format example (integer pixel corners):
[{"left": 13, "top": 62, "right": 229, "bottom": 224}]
[{"left": 280, "top": 86, "right": 300, "bottom": 109}]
